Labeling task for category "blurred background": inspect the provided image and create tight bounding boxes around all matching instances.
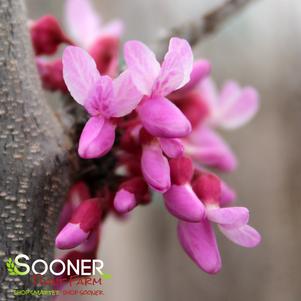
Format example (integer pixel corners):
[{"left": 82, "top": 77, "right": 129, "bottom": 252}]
[{"left": 26, "top": 0, "right": 301, "bottom": 300}]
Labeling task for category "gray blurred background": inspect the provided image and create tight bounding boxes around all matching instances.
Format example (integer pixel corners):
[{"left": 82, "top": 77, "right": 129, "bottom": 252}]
[{"left": 26, "top": 0, "right": 301, "bottom": 300}]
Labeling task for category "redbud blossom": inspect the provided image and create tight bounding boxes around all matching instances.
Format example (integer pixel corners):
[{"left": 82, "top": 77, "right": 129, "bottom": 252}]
[
  {"left": 30, "top": 15, "right": 73, "bottom": 55},
  {"left": 56, "top": 198, "right": 101, "bottom": 250}
]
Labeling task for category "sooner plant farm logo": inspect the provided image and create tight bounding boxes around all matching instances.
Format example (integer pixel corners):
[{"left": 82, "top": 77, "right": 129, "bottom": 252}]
[{"left": 5, "top": 254, "right": 111, "bottom": 279}]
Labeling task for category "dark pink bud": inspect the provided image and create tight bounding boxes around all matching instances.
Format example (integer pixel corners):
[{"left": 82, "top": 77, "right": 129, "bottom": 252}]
[
  {"left": 36, "top": 58, "right": 67, "bottom": 92},
  {"left": 176, "top": 92, "right": 210, "bottom": 128},
  {"left": 70, "top": 198, "right": 102, "bottom": 232},
  {"left": 57, "top": 181, "right": 91, "bottom": 232},
  {"left": 164, "top": 184, "right": 205, "bottom": 222},
  {"left": 30, "top": 15, "right": 72, "bottom": 55},
  {"left": 192, "top": 173, "right": 221, "bottom": 205},
  {"left": 56, "top": 198, "right": 101, "bottom": 249},
  {"left": 169, "top": 156, "right": 194, "bottom": 185},
  {"left": 115, "top": 176, "right": 150, "bottom": 211},
  {"left": 89, "top": 36, "right": 119, "bottom": 77}
]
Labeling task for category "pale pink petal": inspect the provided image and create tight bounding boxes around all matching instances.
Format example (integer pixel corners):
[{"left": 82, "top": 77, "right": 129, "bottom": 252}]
[
  {"left": 164, "top": 184, "right": 205, "bottom": 222},
  {"left": 100, "top": 20, "right": 124, "bottom": 38},
  {"left": 219, "top": 81, "right": 240, "bottom": 107},
  {"left": 206, "top": 207, "right": 249, "bottom": 226},
  {"left": 114, "top": 189, "right": 137, "bottom": 213},
  {"left": 104, "top": 71, "right": 142, "bottom": 117},
  {"left": 124, "top": 40, "right": 160, "bottom": 96},
  {"left": 63, "top": 46, "right": 100, "bottom": 105},
  {"left": 219, "top": 224, "right": 261, "bottom": 248},
  {"left": 218, "top": 87, "right": 259, "bottom": 129},
  {"left": 138, "top": 96, "right": 191, "bottom": 138},
  {"left": 175, "top": 59, "right": 211, "bottom": 95},
  {"left": 65, "top": 0, "right": 101, "bottom": 47},
  {"left": 159, "top": 138, "right": 184, "bottom": 158},
  {"left": 141, "top": 144, "right": 171, "bottom": 192},
  {"left": 220, "top": 181, "right": 236, "bottom": 206},
  {"left": 153, "top": 37, "right": 193, "bottom": 96},
  {"left": 78, "top": 116, "right": 116, "bottom": 159},
  {"left": 178, "top": 220, "right": 222, "bottom": 274},
  {"left": 199, "top": 77, "right": 219, "bottom": 113},
  {"left": 187, "top": 127, "right": 237, "bottom": 172},
  {"left": 84, "top": 76, "right": 114, "bottom": 116},
  {"left": 56, "top": 223, "right": 89, "bottom": 249}
]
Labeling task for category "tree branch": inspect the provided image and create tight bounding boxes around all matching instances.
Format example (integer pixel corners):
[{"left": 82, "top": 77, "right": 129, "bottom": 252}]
[
  {"left": 0, "top": 0, "right": 76, "bottom": 299},
  {"left": 154, "top": 0, "right": 256, "bottom": 58}
]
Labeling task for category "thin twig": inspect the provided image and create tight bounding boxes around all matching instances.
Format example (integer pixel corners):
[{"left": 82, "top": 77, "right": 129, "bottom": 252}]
[{"left": 154, "top": 0, "right": 257, "bottom": 59}]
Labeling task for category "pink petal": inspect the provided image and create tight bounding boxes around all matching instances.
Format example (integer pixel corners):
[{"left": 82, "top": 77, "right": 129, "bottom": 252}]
[
  {"left": 65, "top": 0, "right": 101, "bottom": 47},
  {"left": 220, "top": 181, "right": 236, "bottom": 206},
  {"left": 188, "top": 127, "right": 237, "bottom": 172},
  {"left": 55, "top": 223, "right": 89, "bottom": 249},
  {"left": 84, "top": 76, "right": 114, "bottom": 116},
  {"left": 141, "top": 144, "right": 171, "bottom": 192},
  {"left": 198, "top": 77, "right": 219, "bottom": 113},
  {"left": 153, "top": 37, "right": 193, "bottom": 96},
  {"left": 219, "top": 224, "right": 261, "bottom": 248},
  {"left": 159, "top": 138, "right": 184, "bottom": 158},
  {"left": 206, "top": 207, "right": 249, "bottom": 226},
  {"left": 218, "top": 87, "right": 259, "bottom": 129},
  {"left": 114, "top": 189, "right": 137, "bottom": 213},
  {"left": 124, "top": 40, "right": 160, "bottom": 96},
  {"left": 138, "top": 96, "right": 191, "bottom": 138},
  {"left": 63, "top": 46, "right": 100, "bottom": 105},
  {"left": 105, "top": 71, "right": 142, "bottom": 117},
  {"left": 100, "top": 20, "right": 124, "bottom": 38},
  {"left": 164, "top": 184, "right": 205, "bottom": 222},
  {"left": 78, "top": 116, "right": 116, "bottom": 158},
  {"left": 175, "top": 59, "right": 211, "bottom": 95},
  {"left": 178, "top": 220, "right": 222, "bottom": 274}
]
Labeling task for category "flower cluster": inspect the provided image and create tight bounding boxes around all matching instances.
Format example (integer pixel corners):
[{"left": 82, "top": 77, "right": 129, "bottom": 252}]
[{"left": 31, "top": 0, "right": 261, "bottom": 278}]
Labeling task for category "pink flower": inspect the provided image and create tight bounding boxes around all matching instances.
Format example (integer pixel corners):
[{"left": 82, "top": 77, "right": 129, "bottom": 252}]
[
  {"left": 124, "top": 38, "right": 193, "bottom": 138},
  {"left": 65, "top": 0, "right": 123, "bottom": 77},
  {"left": 178, "top": 173, "right": 261, "bottom": 274},
  {"left": 62, "top": 46, "right": 142, "bottom": 158},
  {"left": 29, "top": 15, "right": 73, "bottom": 56},
  {"left": 56, "top": 198, "right": 102, "bottom": 250},
  {"left": 199, "top": 77, "right": 259, "bottom": 129},
  {"left": 57, "top": 181, "right": 91, "bottom": 232},
  {"left": 163, "top": 156, "right": 205, "bottom": 222},
  {"left": 114, "top": 177, "right": 149, "bottom": 213},
  {"left": 36, "top": 58, "right": 67, "bottom": 93},
  {"left": 185, "top": 126, "right": 237, "bottom": 172},
  {"left": 139, "top": 128, "right": 184, "bottom": 192}
]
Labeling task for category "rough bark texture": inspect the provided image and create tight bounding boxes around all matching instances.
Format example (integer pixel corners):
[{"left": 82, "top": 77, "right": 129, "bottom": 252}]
[{"left": 0, "top": 0, "right": 72, "bottom": 299}]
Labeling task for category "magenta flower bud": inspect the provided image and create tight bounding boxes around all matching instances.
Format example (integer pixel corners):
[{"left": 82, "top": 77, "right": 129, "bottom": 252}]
[
  {"left": 192, "top": 173, "right": 221, "bottom": 205},
  {"left": 30, "top": 15, "right": 72, "bottom": 55},
  {"left": 141, "top": 143, "right": 171, "bottom": 192},
  {"left": 114, "top": 177, "right": 148, "bottom": 213},
  {"left": 57, "top": 181, "right": 91, "bottom": 232},
  {"left": 178, "top": 220, "right": 222, "bottom": 274},
  {"left": 137, "top": 97, "right": 191, "bottom": 138},
  {"left": 159, "top": 138, "right": 184, "bottom": 158},
  {"left": 56, "top": 198, "right": 101, "bottom": 249},
  {"left": 164, "top": 184, "right": 205, "bottom": 222},
  {"left": 114, "top": 189, "right": 136, "bottom": 213},
  {"left": 169, "top": 156, "right": 194, "bottom": 185},
  {"left": 89, "top": 36, "right": 120, "bottom": 77},
  {"left": 36, "top": 59, "right": 67, "bottom": 93}
]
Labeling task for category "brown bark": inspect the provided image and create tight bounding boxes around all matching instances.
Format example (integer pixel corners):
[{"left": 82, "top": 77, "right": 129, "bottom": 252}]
[{"left": 0, "top": 0, "right": 73, "bottom": 299}]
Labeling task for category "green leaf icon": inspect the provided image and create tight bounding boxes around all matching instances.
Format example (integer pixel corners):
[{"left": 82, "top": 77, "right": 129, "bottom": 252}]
[{"left": 6, "top": 258, "right": 23, "bottom": 276}]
